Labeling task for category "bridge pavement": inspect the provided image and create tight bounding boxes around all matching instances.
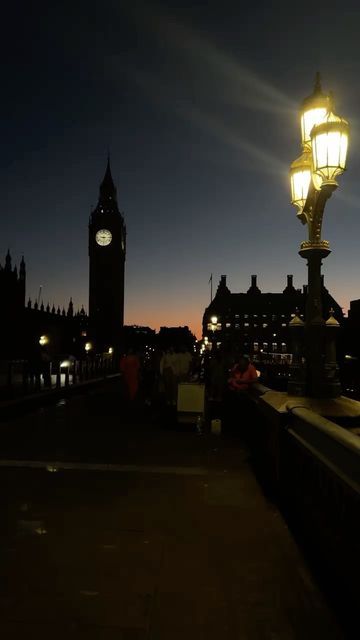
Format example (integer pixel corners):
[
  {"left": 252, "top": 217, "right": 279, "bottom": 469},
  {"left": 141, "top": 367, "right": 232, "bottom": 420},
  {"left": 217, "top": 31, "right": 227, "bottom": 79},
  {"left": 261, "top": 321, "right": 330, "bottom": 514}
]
[{"left": 0, "top": 379, "right": 345, "bottom": 638}]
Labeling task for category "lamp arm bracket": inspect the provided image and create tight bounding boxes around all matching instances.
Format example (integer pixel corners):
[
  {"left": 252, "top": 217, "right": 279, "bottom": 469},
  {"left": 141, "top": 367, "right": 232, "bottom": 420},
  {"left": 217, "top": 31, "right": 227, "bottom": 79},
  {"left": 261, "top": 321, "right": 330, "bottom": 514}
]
[{"left": 302, "top": 182, "right": 334, "bottom": 245}]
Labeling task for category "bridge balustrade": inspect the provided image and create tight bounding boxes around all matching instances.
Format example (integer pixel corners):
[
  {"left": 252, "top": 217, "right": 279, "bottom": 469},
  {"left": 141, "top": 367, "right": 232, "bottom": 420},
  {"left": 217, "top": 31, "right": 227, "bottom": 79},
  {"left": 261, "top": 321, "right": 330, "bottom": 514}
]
[
  {"left": 0, "top": 356, "right": 118, "bottom": 400},
  {"left": 249, "top": 383, "right": 360, "bottom": 620}
]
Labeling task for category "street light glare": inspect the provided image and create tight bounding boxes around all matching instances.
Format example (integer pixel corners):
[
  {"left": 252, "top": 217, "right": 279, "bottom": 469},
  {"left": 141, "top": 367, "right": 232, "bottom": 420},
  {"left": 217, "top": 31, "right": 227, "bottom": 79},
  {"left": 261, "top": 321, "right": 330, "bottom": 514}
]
[
  {"left": 311, "top": 113, "right": 349, "bottom": 184},
  {"left": 301, "top": 107, "right": 328, "bottom": 148},
  {"left": 290, "top": 151, "right": 312, "bottom": 210}
]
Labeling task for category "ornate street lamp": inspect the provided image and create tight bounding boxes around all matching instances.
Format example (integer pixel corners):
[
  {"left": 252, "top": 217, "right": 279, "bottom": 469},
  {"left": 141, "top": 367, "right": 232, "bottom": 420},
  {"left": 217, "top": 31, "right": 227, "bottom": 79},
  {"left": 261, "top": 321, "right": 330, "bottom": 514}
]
[
  {"left": 288, "top": 74, "right": 349, "bottom": 397},
  {"left": 210, "top": 315, "right": 218, "bottom": 351}
]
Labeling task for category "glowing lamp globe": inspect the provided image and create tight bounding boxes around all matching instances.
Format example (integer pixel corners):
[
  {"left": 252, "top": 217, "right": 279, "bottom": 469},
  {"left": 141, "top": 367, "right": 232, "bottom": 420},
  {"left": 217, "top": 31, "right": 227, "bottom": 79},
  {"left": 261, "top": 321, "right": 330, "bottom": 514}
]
[
  {"left": 300, "top": 74, "right": 329, "bottom": 149},
  {"left": 211, "top": 316, "right": 218, "bottom": 325},
  {"left": 290, "top": 151, "right": 312, "bottom": 210},
  {"left": 311, "top": 111, "right": 349, "bottom": 185}
]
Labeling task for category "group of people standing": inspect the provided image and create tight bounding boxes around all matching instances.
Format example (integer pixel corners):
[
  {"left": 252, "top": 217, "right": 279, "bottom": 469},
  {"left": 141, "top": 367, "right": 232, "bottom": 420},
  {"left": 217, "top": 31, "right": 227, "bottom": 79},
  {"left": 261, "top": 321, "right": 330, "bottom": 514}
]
[
  {"left": 119, "top": 345, "right": 194, "bottom": 406},
  {"left": 159, "top": 346, "right": 193, "bottom": 406},
  {"left": 206, "top": 351, "right": 259, "bottom": 436},
  {"left": 206, "top": 352, "right": 258, "bottom": 400},
  {"left": 120, "top": 343, "right": 258, "bottom": 408}
]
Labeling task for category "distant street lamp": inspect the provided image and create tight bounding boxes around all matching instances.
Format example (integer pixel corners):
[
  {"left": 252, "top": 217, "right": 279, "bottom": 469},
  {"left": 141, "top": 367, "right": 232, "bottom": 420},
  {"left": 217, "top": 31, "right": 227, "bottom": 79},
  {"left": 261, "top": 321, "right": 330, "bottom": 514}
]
[
  {"left": 210, "top": 315, "right": 218, "bottom": 350},
  {"left": 289, "top": 74, "right": 349, "bottom": 397},
  {"left": 39, "top": 335, "right": 49, "bottom": 346},
  {"left": 85, "top": 342, "right": 92, "bottom": 353}
]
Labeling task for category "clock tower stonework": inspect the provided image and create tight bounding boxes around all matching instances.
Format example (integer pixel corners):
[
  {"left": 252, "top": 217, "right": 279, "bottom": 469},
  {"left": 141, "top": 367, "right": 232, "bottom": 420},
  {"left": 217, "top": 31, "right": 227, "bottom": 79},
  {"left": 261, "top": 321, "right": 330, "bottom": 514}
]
[{"left": 89, "top": 159, "right": 126, "bottom": 351}]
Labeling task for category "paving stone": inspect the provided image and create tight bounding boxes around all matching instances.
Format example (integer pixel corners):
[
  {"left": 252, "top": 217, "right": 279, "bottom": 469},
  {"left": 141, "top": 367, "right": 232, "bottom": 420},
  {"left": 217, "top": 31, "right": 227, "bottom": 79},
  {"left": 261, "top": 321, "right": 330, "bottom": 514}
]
[{"left": 0, "top": 382, "right": 346, "bottom": 638}]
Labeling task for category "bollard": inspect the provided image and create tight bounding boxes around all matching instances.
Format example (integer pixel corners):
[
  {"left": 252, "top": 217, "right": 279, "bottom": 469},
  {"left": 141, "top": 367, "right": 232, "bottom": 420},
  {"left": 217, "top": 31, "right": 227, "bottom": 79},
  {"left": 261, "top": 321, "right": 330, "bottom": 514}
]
[
  {"left": 7, "top": 361, "right": 13, "bottom": 389},
  {"left": 35, "top": 372, "right": 41, "bottom": 392},
  {"left": 196, "top": 415, "right": 203, "bottom": 435},
  {"left": 211, "top": 419, "right": 222, "bottom": 435},
  {"left": 22, "top": 361, "right": 29, "bottom": 394}
]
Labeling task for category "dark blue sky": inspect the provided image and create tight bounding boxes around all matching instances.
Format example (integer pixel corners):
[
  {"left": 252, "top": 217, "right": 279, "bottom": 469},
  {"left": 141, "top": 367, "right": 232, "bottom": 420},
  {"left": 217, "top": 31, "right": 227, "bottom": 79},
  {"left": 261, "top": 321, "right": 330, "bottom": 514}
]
[{"left": 1, "top": 0, "right": 360, "bottom": 336}]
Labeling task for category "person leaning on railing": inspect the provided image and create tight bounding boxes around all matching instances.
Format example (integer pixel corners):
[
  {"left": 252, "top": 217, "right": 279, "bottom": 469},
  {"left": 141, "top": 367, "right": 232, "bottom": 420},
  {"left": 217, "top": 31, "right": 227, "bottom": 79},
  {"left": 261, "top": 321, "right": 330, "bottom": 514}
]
[
  {"left": 228, "top": 356, "right": 258, "bottom": 392},
  {"left": 223, "top": 355, "right": 259, "bottom": 438}
]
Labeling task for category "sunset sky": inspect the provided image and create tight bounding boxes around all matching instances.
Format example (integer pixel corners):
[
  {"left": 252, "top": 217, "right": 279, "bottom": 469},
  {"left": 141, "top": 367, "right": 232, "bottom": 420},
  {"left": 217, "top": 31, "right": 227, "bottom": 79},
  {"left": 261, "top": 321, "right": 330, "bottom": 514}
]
[{"left": 1, "top": 0, "right": 360, "bottom": 337}]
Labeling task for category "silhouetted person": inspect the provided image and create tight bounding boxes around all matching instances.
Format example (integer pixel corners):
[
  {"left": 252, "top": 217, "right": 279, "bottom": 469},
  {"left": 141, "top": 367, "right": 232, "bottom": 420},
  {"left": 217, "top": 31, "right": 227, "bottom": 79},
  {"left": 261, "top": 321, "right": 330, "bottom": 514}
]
[
  {"left": 28, "top": 344, "right": 42, "bottom": 387},
  {"left": 208, "top": 350, "right": 227, "bottom": 402},
  {"left": 40, "top": 347, "right": 51, "bottom": 387},
  {"left": 223, "top": 355, "right": 258, "bottom": 437},
  {"left": 228, "top": 356, "right": 258, "bottom": 392},
  {"left": 120, "top": 349, "right": 140, "bottom": 402},
  {"left": 160, "top": 347, "right": 178, "bottom": 406},
  {"left": 177, "top": 345, "right": 193, "bottom": 382}
]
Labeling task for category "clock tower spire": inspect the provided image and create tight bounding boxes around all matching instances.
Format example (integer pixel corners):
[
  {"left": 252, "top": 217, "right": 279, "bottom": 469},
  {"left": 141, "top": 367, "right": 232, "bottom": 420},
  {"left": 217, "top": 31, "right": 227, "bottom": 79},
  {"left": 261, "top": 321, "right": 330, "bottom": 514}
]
[{"left": 88, "top": 158, "right": 126, "bottom": 352}]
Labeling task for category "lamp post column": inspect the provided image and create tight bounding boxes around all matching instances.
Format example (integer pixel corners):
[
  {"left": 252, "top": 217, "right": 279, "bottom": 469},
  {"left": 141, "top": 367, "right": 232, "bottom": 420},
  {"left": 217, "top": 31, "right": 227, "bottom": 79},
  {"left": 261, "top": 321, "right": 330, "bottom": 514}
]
[
  {"left": 289, "top": 75, "right": 349, "bottom": 398},
  {"left": 299, "top": 246, "right": 330, "bottom": 397}
]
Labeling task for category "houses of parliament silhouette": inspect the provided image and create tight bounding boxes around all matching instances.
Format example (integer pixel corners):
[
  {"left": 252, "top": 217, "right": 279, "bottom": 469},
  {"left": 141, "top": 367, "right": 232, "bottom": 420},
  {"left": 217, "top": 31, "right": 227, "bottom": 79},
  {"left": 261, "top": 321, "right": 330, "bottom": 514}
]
[
  {"left": 0, "top": 160, "right": 126, "bottom": 359},
  {"left": 1, "top": 157, "right": 360, "bottom": 366}
]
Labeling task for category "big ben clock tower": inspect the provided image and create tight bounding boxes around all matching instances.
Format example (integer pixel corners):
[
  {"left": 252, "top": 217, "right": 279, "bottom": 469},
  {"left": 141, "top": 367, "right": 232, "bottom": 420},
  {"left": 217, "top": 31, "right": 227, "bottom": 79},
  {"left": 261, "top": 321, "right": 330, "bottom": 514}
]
[{"left": 89, "top": 159, "right": 126, "bottom": 351}]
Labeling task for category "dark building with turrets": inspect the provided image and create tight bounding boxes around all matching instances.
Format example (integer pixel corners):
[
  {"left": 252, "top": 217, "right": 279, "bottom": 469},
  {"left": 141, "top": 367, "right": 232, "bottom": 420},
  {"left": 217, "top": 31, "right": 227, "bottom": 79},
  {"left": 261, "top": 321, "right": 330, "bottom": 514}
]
[
  {"left": 0, "top": 248, "right": 89, "bottom": 360},
  {"left": 203, "top": 274, "right": 343, "bottom": 364},
  {"left": 0, "top": 159, "right": 128, "bottom": 362},
  {"left": 0, "top": 250, "right": 26, "bottom": 317}
]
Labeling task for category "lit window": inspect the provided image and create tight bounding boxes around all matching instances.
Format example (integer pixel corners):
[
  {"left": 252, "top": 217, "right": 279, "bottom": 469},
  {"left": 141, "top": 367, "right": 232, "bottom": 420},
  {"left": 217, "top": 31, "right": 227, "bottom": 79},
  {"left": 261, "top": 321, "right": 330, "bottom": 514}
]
[
  {"left": 216, "top": 323, "right": 222, "bottom": 330},
  {"left": 207, "top": 323, "right": 212, "bottom": 331},
  {"left": 282, "top": 343, "right": 287, "bottom": 353},
  {"left": 253, "top": 314, "right": 258, "bottom": 318},
  {"left": 262, "top": 323, "right": 268, "bottom": 328},
  {"left": 226, "top": 323, "right": 231, "bottom": 328},
  {"left": 253, "top": 342, "right": 259, "bottom": 352},
  {"left": 254, "top": 323, "right": 258, "bottom": 327},
  {"left": 272, "top": 342, "right": 278, "bottom": 352},
  {"left": 291, "top": 313, "right": 295, "bottom": 318},
  {"left": 244, "top": 314, "right": 248, "bottom": 319},
  {"left": 263, "top": 342, "right": 268, "bottom": 350},
  {"left": 281, "top": 323, "right": 287, "bottom": 327},
  {"left": 244, "top": 323, "right": 249, "bottom": 327},
  {"left": 262, "top": 314, "right": 267, "bottom": 318},
  {"left": 235, "top": 324, "right": 240, "bottom": 329},
  {"left": 235, "top": 314, "right": 239, "bottom": 319}
]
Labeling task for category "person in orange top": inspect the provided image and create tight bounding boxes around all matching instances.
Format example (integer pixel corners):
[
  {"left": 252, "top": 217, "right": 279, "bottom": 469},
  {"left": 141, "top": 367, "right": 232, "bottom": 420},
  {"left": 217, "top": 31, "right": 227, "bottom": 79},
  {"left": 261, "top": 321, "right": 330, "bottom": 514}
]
[
  {"left": 120, "top": 349, "right": 141, "bottom": 401},
  {"left": 228, "top": 356, "right": 258, "bottom": 392},
  {"left": 223, "top": 355, "right": 259, "bottom": 438}
]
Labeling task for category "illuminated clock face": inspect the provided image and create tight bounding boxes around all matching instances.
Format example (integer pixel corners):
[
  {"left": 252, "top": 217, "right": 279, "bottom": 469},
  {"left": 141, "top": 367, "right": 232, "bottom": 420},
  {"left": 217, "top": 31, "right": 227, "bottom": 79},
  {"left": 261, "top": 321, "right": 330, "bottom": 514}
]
[{"left": 95, "top": 229, "right": 112, "bottom": 246}]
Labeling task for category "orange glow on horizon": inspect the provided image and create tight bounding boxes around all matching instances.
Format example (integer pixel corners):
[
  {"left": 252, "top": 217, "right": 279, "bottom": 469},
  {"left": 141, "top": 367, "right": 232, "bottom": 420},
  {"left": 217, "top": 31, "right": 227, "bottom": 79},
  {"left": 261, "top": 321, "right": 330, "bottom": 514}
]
[{"left": 125, "top": 307, "right": 202, "bottom": 339}]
